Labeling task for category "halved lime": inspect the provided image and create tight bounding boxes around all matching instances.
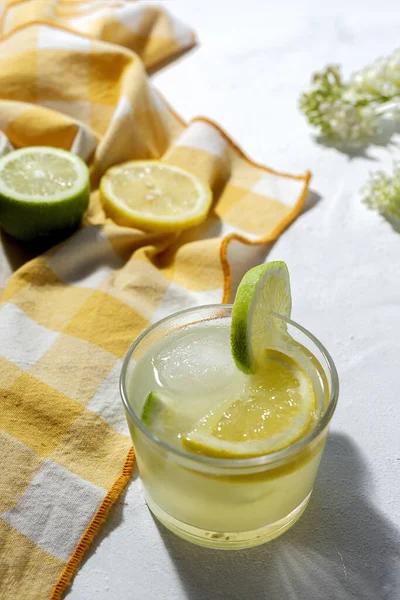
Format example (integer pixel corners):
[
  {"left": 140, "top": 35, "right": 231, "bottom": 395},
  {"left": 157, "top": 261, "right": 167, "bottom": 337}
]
[
  {"left": 183, "top": 350, "right": 316, "bottom": 458},
  {"left": 231, "top": 261, "right": 292, "bottom": 374},
  {"left": 0, "top": 147, "right": 90, "bottom": 241}
]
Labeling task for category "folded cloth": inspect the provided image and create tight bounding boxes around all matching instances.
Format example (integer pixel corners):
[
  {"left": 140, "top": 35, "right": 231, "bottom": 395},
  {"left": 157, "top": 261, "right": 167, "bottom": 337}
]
[
  {"left": 0, "top": 0, "right": 196, "bottom": 71},
  {"left": 0, "top": 2, "right": 310, "bottom": 598}
]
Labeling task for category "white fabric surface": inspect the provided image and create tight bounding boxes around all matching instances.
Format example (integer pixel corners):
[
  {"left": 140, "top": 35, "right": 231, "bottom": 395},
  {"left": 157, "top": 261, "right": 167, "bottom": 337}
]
[{"left": 68, "top": 0, "right": 400, "bottom": 598}]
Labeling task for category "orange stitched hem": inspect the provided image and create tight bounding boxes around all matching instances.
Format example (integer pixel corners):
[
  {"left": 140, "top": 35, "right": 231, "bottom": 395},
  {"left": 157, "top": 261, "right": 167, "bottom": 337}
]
[
  {"left": 49, "top": 447, "right": 135, "bottom": 600},
  {"left": 150, "top": 107, "right": 312, "bottom": 302},
  {"left": 192, "top": 116, "right": 310, "bottom": 180},
  {"left": 169, "top": 115, "right": 312, "bottom": 303},
  {"left": 164, "top": 115, "right": 313, "bottom": 303},
  {"left": 220, "top": 170, "right": 312, "bottom": 303}
]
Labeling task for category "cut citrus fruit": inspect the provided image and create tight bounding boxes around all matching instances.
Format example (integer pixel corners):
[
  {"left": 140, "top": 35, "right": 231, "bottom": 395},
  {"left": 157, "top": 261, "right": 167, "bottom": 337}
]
[
  {"left": 183, "top": 350, "right": 316, "bottom": 458},
  {"left": 141, "top": 391, "right": 169, "bottom": 428},
  {"left": 0, "top": 147, "right": 90, "bottom": 241},
  {"left": 100, "top": 160, "right": 212, "bottom": 233},
  {"left": 141, "top": 390, "right": 210, "bottom": 443},
  {"left": 231, "top": 261, "right": 292, "bottom": 374}
]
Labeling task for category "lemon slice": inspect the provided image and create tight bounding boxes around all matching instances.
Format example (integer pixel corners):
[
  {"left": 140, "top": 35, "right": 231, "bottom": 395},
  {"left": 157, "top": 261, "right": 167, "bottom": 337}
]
[
  {"left": 231, "top": 261, "right": 292, "bottom": 374},
  {"left": 100, "top": 160, "right": 212, "bottom": 233},
  {"left": 0, "top": 147, "right": 89, "bottom": 241},
  {"left": 183, "top": 350, "right": 316, "bottom": 458}
]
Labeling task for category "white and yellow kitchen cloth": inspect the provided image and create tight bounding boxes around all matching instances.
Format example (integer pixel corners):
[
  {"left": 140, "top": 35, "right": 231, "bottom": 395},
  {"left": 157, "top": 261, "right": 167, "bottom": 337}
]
[{"left": 0, "top": 2, "right": 311, "bottom": 598}]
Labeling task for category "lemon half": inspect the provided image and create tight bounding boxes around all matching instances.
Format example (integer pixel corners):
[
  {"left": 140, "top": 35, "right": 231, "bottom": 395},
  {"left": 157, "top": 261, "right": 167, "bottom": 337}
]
[{"left": 100, "top": 160, "right": 212, "bottom": 233}]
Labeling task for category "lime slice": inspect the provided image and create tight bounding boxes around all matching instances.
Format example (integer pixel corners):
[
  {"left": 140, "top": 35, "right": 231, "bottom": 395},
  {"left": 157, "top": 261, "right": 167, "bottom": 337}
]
[
  {"left": 100, "top": 160, "right": 212, "bottom": 233},
  {"left": 141, "top": 392, "right": 168, "bottom": 428},
  {"left": 141, "top": 391, "right": 205, "bottom": 442},
  {"left": 0, "top": 147, "right": 90, "bottom": 241},
  {"left": 231, "top": 261, "right": 292, "bottom": 374},
  {"left": 183, "top": 350, "right": 316, "bottom": 458}
]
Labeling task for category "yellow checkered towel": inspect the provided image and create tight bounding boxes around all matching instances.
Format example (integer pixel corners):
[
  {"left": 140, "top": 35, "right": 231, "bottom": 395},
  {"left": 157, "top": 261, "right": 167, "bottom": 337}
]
[{"left": 0, "top": 2, "right": 310, "bottom": 598}]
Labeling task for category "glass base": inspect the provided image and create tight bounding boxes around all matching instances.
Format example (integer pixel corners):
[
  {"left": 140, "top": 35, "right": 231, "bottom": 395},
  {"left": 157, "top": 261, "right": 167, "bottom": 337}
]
[{"left": 146, "top": 491, "right": 312, "bottom": 549}]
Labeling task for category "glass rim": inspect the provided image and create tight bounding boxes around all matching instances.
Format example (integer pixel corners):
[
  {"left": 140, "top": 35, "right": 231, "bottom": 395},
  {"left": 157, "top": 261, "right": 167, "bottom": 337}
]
[{"left": 120, "top": 304, "right": 339, "bottom": 470}]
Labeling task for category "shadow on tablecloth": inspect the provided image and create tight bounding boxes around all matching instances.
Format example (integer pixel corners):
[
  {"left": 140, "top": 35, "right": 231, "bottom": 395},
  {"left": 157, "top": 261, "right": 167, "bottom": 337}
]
[{"left": 155, "top": 433, "right": 400, "bottom": 600}]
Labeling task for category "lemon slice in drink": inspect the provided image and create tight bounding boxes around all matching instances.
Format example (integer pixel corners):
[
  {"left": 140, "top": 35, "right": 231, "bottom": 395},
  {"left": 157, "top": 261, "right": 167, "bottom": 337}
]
[
  {"left": 100, "top": 160, "right": 212, "bottom": 233},
  {"left": 231, "top": 261, "right": 292, "bottom": 374},
  {"left": 183, "top": 350, "right": 316, "bottom": 458},
  {"left": 0, "top": 147, "right": 90, "bottom": 241}
]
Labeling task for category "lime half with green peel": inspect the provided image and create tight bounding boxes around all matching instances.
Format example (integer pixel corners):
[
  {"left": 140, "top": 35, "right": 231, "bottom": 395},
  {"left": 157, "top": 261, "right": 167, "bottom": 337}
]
[
  {"left": 0, "top": 147, "right": 90, "bottom": 241},
  {"left": 231, "top": 261, "right": 292, "bottom": 374}
]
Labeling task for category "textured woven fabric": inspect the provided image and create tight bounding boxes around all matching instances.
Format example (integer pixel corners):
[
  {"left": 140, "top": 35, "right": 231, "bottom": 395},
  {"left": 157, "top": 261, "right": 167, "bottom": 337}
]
[{"left": 0, "top": 2, "right": 310, "bottom": 598}]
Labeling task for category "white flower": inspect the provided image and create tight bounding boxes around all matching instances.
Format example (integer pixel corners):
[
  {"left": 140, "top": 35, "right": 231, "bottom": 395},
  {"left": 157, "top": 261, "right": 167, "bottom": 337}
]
[
  {"left": 362, "top": 164, "right": 400, "bottom": 225},
  {"left": 300, "top": 49, "right": 400, "bottom": 144}
]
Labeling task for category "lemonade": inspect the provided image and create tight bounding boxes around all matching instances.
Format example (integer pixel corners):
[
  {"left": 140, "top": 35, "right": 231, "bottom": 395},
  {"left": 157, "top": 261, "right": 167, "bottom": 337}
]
[{"left": 121, "top": 301, "right": 338, "bottom": 548}]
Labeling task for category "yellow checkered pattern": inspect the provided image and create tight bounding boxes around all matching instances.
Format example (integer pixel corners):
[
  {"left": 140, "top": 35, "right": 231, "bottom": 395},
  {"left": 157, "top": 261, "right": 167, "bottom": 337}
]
[{"left": 0, "top": 2, "right": 311, "bottom": 598}]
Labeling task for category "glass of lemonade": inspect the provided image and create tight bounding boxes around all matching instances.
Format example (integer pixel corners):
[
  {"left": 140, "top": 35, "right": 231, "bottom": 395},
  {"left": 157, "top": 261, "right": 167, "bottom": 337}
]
[{"left": 120, "top": 304, "right": 339, "bottom": 549}]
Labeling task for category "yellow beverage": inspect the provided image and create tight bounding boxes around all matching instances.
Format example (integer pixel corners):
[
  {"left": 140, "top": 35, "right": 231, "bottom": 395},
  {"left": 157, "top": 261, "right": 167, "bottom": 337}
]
[{"left": 121, "top": 305, "right": 338, "bottom": 549}]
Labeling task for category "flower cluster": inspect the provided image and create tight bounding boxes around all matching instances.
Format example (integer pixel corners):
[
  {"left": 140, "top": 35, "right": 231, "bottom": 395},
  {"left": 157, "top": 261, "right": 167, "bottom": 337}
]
[
  {"left": 300, "top": 50, "right": 400, "bottom": 144},
  {"left": 351, "top": 49, "right": 400, "bottom": 103},
  {"left": 362, "top": 165, "right": 400, "bottom": 225}
]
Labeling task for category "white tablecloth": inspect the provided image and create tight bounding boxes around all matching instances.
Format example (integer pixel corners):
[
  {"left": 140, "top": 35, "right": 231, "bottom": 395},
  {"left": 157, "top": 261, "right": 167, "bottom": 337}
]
[{"left": 68, "top": 1, "right": 400, "bottom": 598}]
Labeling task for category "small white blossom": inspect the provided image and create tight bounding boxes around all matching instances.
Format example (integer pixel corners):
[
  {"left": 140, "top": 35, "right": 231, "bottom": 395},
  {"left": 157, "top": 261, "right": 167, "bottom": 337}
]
[{"left": 362, "top": 164, "right": 400, "bottom": 225}]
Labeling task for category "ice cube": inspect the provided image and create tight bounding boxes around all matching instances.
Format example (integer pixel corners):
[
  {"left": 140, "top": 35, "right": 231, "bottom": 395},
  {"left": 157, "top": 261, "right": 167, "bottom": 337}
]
[{"left": 152, "top": 325, "right": 236, "bottom": 396}]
